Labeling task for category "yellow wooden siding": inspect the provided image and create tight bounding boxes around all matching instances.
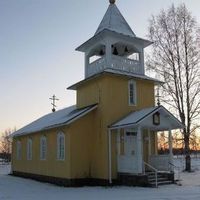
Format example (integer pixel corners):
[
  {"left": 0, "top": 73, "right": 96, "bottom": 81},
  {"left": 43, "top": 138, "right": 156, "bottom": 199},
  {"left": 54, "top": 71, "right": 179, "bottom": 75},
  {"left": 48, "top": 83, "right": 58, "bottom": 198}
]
[
  {"left": 74, "top": 74, "right": 155, "bottom": 179},
  {"left": 12, "top": 110, "right": 97, "bottom": 180},
  {"left": 12, "top": 73, "right": 156, "bottom": 181},
  {"left": 100, "top": 75, "right": 155, "bottom": 179},
  {"left": 69, "top": 110, "right": 95, "bottom": 179},
  {"left": 76, "top": 78, "right": 104, "bottom": 108},
  {"left": 12, "top": 127, "right": 71, "bottom": 179},
  {"left": 77, "top": 75, "right": 154, "bottom": 179}
]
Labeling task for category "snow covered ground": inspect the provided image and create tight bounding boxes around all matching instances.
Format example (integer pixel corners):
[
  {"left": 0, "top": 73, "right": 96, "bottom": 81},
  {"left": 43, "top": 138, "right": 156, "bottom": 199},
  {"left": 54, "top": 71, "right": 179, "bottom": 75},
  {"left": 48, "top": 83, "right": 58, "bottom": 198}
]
[{"left": 0, "top": 159, "right": 200, "bottom": 200}]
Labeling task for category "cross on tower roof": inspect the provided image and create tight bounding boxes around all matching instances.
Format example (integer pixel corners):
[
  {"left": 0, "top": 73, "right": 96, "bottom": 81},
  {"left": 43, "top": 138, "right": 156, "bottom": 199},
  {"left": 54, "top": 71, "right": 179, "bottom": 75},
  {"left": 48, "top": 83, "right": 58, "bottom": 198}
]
[{"left": 49, "top": 95, "right": 59, "bottom": 112}]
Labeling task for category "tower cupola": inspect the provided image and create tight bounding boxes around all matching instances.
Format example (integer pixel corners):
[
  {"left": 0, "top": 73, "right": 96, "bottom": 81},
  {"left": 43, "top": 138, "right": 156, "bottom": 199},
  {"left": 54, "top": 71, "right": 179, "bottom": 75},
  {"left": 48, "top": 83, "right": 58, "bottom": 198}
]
[{"left": 76, "top": 1, "right": 152, "bottom": 78}]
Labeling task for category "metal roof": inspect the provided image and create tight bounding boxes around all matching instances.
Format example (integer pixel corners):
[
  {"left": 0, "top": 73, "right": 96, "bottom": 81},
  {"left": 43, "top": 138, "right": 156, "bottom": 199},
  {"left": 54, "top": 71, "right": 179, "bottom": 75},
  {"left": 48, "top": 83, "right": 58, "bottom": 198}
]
[
  {"left": 95, "top": 3, "right": 135, "bottom": 37},
  {"left": 67, "top": 70, "right": 162, "bottom": 90},
  {"left": 110, "top": 106, "right": 184, "bottom": 130},
  {"left": 12, "top": 104, "right": 97, "bottom": 137}
]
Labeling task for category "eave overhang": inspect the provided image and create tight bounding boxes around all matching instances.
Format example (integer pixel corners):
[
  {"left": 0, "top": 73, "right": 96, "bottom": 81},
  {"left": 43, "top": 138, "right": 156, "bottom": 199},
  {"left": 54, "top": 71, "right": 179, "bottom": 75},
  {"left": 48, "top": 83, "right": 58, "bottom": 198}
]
[
  {"left": 76, "top": 29, "right": 152, "bottom": 52},
  {"left": 109, "top": 106, "right": 184, "bottom": 131},
  {"left": 67, "top": 70, "right": 163, "bottom": 90}
]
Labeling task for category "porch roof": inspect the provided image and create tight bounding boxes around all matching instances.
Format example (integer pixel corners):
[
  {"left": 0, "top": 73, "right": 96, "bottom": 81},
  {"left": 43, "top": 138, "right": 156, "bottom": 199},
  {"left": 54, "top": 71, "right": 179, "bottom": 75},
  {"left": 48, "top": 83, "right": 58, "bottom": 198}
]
[{"left": 109, "top": 106, "right": 184, "bottom": 131}]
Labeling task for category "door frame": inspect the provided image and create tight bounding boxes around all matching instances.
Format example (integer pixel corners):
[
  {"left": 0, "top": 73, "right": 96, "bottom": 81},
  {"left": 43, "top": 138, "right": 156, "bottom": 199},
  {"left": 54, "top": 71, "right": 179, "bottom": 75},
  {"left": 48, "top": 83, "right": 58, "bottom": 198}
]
[{"left": 117, "top": 129, "right": 138, "bottom": 173}]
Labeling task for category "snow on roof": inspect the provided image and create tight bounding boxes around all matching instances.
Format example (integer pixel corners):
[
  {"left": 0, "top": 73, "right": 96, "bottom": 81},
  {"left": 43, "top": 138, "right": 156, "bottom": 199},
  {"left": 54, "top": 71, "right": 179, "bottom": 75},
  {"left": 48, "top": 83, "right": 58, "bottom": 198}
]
[
  {"left": 68, "top": 70, "right": 162, "bottom": 90},
  {"left": 104, "top": 69, "right": 163, "bottom": 84},
  {"left": 95, "top": 4, "right": 135, "bottom": 37},
  {"left": 110, "top": 106, "right": 183, "bottom": 129},
  {"left": 76, "top": 29, "right": 151, "bottom": 52},
  {"left": 12, "top": 104, "right": 97, "bottom": 137},
  {"left": 111, "top": 107, "right": 157, "bottom": 128}
]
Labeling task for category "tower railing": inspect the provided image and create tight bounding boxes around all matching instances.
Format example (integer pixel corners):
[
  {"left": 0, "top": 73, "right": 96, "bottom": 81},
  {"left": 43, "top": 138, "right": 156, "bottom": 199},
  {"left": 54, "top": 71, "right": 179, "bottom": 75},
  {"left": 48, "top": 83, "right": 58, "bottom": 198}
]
[
  {"left": 86, "top": 55, "right": 142, "bottom": 77},
  {"left": 87, "top": 56, "right": 106, "bottom": 77},
  {"left": 111, "top": 55, "right": 141, "bottom": 74}
]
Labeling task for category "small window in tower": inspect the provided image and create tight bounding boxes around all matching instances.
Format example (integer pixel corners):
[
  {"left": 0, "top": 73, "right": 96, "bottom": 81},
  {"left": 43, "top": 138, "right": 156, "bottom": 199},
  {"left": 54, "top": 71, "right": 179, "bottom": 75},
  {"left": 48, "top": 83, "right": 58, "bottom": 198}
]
[{"left": 128, "top": 80, "right": 137, "bottom": 105}]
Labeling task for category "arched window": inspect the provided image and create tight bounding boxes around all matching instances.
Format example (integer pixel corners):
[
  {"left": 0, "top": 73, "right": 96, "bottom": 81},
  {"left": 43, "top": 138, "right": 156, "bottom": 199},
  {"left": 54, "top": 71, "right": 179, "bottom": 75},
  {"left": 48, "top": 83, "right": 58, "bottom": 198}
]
[
  {"left": 57, "top": 132, "right": 65, "bottom": 160},
  {"left": 16, "top": 141, "right": 22, "bottom": 160},
  {"left": 27, "top": 138, "right": 32, "bottom": 160},
  {"left": 40, "top": 136, "right": 47, "bottom": 160}
]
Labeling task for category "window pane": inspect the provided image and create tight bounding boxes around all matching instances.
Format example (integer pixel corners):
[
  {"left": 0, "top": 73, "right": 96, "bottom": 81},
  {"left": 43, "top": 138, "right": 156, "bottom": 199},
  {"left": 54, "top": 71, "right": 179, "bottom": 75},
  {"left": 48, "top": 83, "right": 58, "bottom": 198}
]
[
  {"left": 40, "top": 137, "right": 47, "bottom": 160},
  {"left": 129, "top": 80, "right": 136, "bottom": 105},
  {"left": 27, "top": 139, "right": 32, "bottom": 160},
  {"left": 57, "top": 133, "right": 65, "bottom": 160},
  {"left": 17, "top": 141, "right": 21, "bottom": 160}
]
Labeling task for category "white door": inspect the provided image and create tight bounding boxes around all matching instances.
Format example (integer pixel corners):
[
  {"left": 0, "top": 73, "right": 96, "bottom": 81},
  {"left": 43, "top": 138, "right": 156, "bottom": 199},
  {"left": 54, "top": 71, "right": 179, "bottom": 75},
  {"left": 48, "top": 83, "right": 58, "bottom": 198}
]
[{"left": 118, "top": 131, "right": 138, "bottom": 173}]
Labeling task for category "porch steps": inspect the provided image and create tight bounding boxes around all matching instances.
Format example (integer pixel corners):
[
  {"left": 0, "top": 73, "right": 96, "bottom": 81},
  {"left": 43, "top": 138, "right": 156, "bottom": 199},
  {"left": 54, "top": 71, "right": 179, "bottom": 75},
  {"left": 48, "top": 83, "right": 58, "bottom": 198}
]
[
  {"left": 146, "top": 171, "right": 174, "bottom": 187},
  {"left": 117, "top": 173, "right": 148, "bottom": 187}
]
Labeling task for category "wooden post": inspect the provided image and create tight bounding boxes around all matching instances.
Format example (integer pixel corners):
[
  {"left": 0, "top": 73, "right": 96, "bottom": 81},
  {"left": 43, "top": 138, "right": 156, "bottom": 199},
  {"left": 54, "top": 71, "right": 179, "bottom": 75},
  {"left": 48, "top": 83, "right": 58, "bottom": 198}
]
[
  {"left": 108, "top": 129, "right": 112, "bottom": 184},
  {"left": 139, "top": 49, "right": 145, "bottom": 74},
  {"left": 137, "top": 126, "right": 143, "bottom": 173},
  {"left": 106, "top": 42, "right": 112, "bottom": 66},
  {"left": 148, "top": 129, "right": 151, "bottom": 162},
  {"left": 168, "top": 130, "right": 173, "bottom": 170},
  {"left": 84, "top": 53, "right": 89, "bottom": 78},
  {"left": 117, "top": 129, "right": 120, "bottom": 156}
]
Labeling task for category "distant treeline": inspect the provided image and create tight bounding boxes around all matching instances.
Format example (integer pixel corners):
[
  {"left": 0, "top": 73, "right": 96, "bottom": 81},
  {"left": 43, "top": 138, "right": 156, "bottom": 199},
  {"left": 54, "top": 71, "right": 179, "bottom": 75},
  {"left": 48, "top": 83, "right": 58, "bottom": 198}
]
[
  {"left": 158, "top": 148, "right": 200, "bottom": 155},
  {"left": 0, "top": 152, "right": 11, "bottom": 162}
]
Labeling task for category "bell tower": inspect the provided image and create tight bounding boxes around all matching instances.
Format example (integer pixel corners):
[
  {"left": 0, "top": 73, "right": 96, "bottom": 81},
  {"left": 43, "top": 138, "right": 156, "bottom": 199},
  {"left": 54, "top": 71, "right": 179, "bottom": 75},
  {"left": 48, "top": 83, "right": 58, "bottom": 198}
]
[{"left": 76, "top": 0, "right": 152, "bottom": 79}]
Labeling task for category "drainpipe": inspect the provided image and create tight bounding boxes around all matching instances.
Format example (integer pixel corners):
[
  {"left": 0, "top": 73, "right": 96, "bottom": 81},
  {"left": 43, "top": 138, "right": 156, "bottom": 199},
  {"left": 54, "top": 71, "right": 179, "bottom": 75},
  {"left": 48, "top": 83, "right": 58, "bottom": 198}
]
[{"left": 108, "top": 128, "right": 112, "bottom": 184}]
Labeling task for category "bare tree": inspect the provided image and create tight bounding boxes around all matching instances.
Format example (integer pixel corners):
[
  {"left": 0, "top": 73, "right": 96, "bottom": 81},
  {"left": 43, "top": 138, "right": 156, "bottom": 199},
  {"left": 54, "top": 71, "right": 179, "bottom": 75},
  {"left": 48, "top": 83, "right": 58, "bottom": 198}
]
[
  {"left": 172, "top": 131, "right": 184, "bottom": 153},
  {"left": 190, "top": 130, "right": 200, "bottom": 156},
  {"left": 157, "top": 132, "right": 168, "bottom": 153},
  {"left": 0, "top": 128, "right": 15, "bottom": 162},
  {"left": 147, "top": 4, "right": 200, "bottom": 171}
]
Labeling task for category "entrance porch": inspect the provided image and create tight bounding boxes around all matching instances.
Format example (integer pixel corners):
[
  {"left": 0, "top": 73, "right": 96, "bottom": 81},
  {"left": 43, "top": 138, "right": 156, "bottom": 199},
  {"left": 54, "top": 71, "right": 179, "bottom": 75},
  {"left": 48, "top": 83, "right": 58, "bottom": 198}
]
[{"left": 108, "top": 106, "right": 183, "bottom": 187}]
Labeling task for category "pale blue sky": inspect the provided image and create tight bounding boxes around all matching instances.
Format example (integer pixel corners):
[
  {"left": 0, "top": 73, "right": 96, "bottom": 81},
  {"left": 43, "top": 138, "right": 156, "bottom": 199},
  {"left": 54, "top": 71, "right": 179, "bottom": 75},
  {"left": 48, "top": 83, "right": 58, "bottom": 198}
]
[{"left": 1, "top": 0, "right": 200, "bottom": 133}]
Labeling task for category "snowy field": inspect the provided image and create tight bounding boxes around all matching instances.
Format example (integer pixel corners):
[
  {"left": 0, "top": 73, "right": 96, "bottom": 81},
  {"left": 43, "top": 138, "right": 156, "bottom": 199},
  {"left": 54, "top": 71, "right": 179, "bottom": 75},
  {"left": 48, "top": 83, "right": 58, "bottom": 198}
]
[{"left": 0, "top": 159, "right": 200, "bottom": 200}]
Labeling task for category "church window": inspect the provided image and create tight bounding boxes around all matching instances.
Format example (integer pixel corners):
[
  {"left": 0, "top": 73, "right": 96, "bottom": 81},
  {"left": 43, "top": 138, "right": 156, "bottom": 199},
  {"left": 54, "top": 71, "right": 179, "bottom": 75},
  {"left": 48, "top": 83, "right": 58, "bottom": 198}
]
[
  {"left": 57, "top": 132, "right": 65, "bottom": 160},
  {"left": 27, "top": 138, "right": 32, "bottom": 160},
  {"left": 40, "top": 136, "right": 47, "bottom": 160},
  {"left": 16, "top": 141, "right": 22, "bottom": 160}
]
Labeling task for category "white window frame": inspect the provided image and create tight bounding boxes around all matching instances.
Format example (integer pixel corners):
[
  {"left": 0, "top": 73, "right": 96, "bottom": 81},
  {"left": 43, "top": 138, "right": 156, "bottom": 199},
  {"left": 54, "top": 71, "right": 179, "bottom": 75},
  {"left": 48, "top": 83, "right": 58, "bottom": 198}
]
[
  {"left": 128, "top": 80, "right": 137, "bottom": 106},
  {"left": 16, "top": 141, "right": 22, "bottom": 160},
  {"left": 40, "top": 136, "right": 47, "bottom": 160},
  {"left": 27, "top": 138, "right": 32, "bottom": 160},
  {"left": 57, "top": 132, "right": 65, "bottom": 161}
]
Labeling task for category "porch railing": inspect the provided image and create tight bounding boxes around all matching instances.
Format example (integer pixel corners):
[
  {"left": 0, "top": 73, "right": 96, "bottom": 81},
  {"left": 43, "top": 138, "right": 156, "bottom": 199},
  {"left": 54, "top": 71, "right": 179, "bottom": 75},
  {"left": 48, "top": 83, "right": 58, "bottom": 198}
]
[
  {"left": 169, "top": 162, "right": 181, "bottom": 182},
  {"left": 143, "top": 161, "right": 158, "bottom": 188},
  {"left": 149, "top": 155, "right": 170, "bottom": 171}
]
